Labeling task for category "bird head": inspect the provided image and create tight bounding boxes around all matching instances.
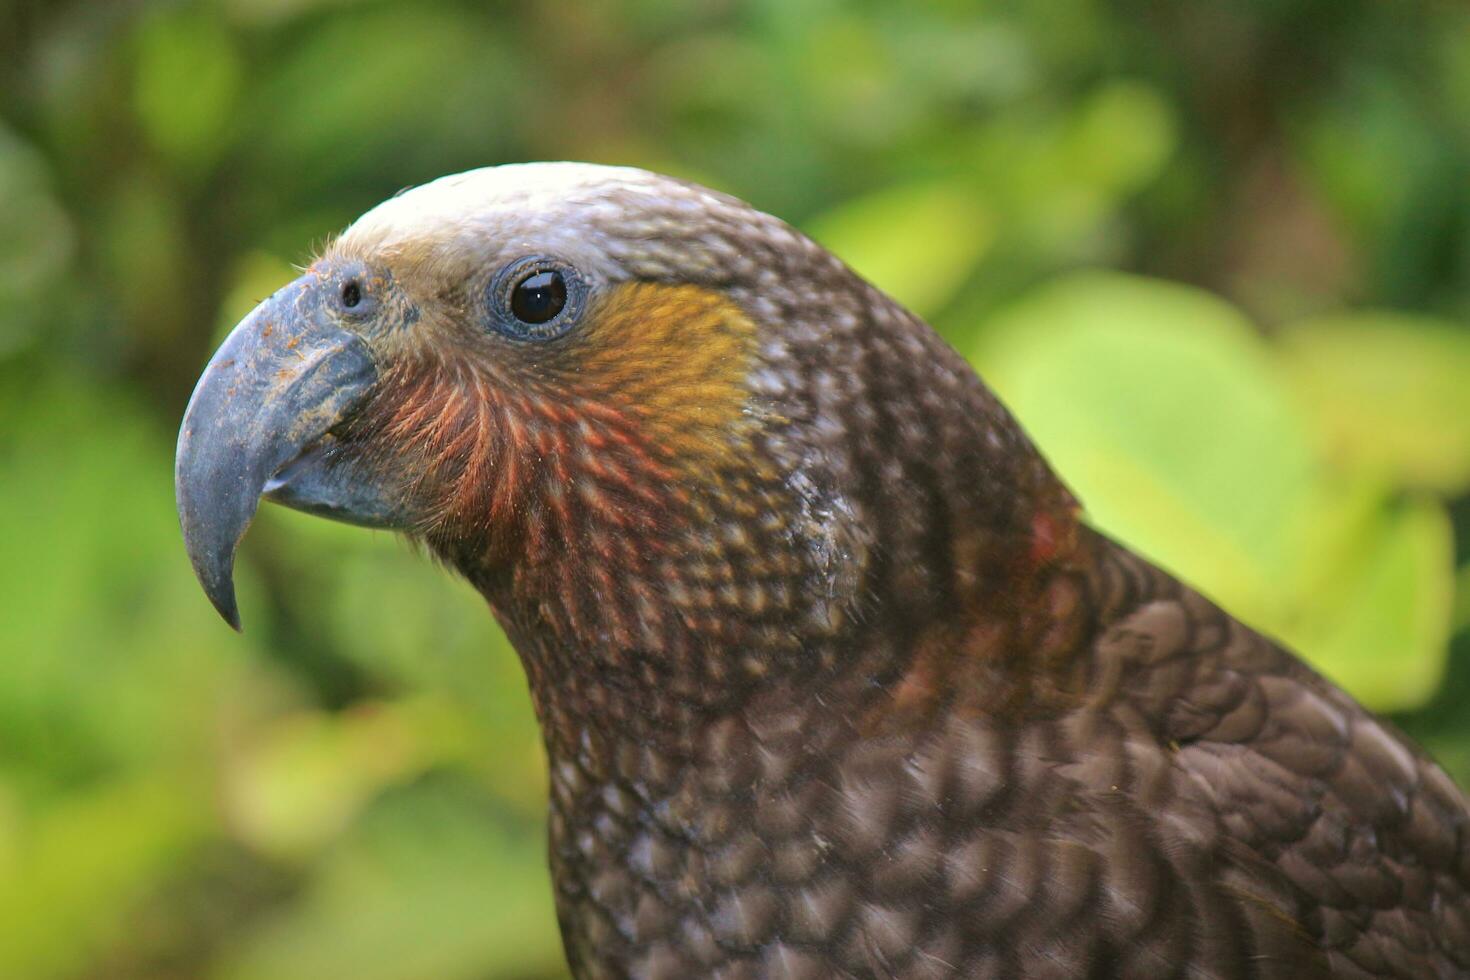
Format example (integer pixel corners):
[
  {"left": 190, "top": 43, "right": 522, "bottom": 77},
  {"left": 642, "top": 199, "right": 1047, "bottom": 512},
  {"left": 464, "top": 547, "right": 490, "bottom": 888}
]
[{"left": 177, "top": 164, "right": 1074, "bottom": 704}]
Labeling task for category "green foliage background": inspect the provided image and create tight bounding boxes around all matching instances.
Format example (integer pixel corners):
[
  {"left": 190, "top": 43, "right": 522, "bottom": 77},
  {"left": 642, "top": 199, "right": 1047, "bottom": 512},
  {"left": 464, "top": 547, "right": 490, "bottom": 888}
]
[{"left": 2, "top": 0, "right": 1470, "bottom": 976}]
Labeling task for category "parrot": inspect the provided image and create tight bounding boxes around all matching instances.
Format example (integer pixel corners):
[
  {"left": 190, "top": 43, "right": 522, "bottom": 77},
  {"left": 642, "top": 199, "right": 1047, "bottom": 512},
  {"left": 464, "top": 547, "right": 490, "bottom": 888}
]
[{"left": 175, "top": 163, "right": 1470, "bottom": 979}]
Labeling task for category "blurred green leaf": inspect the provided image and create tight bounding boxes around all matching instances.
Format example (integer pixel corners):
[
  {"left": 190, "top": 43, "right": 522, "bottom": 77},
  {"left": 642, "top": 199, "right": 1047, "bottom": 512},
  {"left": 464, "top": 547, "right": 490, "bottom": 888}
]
[
  {"left": 1280, "top": 312, "right": 1470, "bottom": 491},
  {"left": 964, "top": 81, "right": 1177, "bottom": 257},
  {"left": 972, "top": 273, "right": 1454, "bottom": 710},
  {"left": 221, "top": 0, "right": 375, "bottom": 28},
  {"left": 1288, "top": 494, "right": 1453, "bottom": 707},
  {"left": 0, "top": 366, "right": 293, "bottom": 976},
  {"left": 800, "top": 18, "right": 912, "bottom": 147},
  {"left": 97, "top": 172, "right": 193, "bottom": 344},
  {"left": 0, "top": 773, "right": 211, "bottom": 980},
  {"left": 242, "top": 6, "right": 523, "bottom": 190},
  {"left": 0, "top": 371, "right": 268, "bottom": 780},
  {"left": 0, "top": 125, "right": 74, "bottom": 352},
  {"left": 3, "top": 3, "right": 1470, "bottom": 976},
  {"left": 1455, "top": 564, "right": 1470, "bottom": 637},
  {"left": 1067, "top": 81, "right": 1177, "bottom": 199},
  {"left": 225, "top": 701, "right": 434, "bottom": 862},
  {"left": 974, "top": 273, "right": 1316, "bottom": 616},
  {"left": 806, "top": 180, "right": 994, "bottom": 317},
  {"left": 132, "top": 7, "right": 243, "bottom": 174},
  {"left": 1297, "top": 73, "right": 1443, "bottom": 256},
  {"left": 215, "top": 780, "right": 568, "bottom": 980}
]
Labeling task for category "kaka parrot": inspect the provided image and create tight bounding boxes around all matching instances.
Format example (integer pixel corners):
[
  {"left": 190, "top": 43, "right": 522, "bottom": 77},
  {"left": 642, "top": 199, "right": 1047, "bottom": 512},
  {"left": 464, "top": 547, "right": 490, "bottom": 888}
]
[{"left": 176, "top": 164, "right": 1470, "bottom": 978}]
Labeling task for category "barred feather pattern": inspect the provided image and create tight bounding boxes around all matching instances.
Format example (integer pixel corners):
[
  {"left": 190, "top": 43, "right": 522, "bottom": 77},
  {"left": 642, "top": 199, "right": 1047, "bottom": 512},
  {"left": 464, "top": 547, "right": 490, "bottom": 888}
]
[
  {"left": 503, "top": 526, "right": 1470, "bottom": 979},
  {"left": 337, "top": 344, "right": 852, "bottom": 720},
  {"left": 319, "top": 164, "right": 1470, "bottom": 978}
]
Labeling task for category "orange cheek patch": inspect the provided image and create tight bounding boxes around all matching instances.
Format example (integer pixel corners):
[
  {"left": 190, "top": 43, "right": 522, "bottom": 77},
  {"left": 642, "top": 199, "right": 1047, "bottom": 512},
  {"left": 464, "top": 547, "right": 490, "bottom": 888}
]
[
  {"left": 571, "top": 282, "right": 759, "bottom": 470},
  {"left": 345, "top": 281, "right": 766, "bottom": 559}
]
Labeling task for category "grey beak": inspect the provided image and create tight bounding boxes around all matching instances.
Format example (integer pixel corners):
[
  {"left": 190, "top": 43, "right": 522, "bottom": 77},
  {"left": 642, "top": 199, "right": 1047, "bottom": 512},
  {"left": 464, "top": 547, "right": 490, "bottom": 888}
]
[{"left": 175, "top": 279, "right": 377, "bottom": 630}]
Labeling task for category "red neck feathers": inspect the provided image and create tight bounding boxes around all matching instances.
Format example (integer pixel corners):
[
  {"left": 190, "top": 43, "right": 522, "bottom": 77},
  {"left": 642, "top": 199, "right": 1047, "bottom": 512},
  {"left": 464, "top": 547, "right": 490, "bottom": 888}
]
[{"left": 340, "top": 277, "right": 1082, "bottom": 739}]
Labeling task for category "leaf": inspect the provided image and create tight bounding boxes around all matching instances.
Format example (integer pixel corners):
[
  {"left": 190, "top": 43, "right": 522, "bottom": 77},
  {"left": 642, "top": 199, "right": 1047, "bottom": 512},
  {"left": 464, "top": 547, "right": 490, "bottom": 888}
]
[
  {"left": 1063, "top": 81, "right": 1177, "bottom": 200},
  {"left": 973, "top": 272, "right": 1318, "bottom": 617},
  {"left": 1455, "top": 563, "right": 1470, "bottom": 636},
  {"left": 131, "top": 8, "right": 243, "bottom": 174},
  {"left": 215, "top": 780, "right": 568, "bottom": 980},
  {"left": 1279, "top": 311, "right": 1470, "bottom": 491},
  {"left": 962, "top": 81, "right": 1176, "bottom": 255},
  {"left": 225, "top": 701, "right": 436, "bottom": 862},
  {"left": 250, "top": 507, "right": 548, "bottom": 806},
  {"left": 970, "top": 272, "right": 1455, "bottom": 711},
  {"left": 804, "top": 180, "right": 994, "bottom": 317},
  {"left": 0, "top": 774, "right": 210, "bottom": 980},
  {"left": 0, "top": 125, "right": 74, "bottom": 353},
  {"left": 0, "top": 371, "right": 269, "bottom": 778},
  {"left": 241, "top": 7, "right": 524, "bottom": 193},
  {"left": 1284, "top": 496, "right": 1453, "bottom": 708}
]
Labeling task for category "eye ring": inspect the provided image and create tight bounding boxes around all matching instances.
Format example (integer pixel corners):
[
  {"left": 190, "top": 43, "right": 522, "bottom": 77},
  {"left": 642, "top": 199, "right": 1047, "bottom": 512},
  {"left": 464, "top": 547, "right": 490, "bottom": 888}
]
[
  {"left": 333, "top": 270, "right": 379, "bottom": 318},
  {"left": 487, "top": 256, "right": 586, "bottom": 341}
]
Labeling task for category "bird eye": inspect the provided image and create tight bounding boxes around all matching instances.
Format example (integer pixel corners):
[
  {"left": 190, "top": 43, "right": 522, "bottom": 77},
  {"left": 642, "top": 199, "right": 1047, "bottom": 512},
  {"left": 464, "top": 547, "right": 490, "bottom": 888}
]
[
  {"left": 511, "top": 270, "right": 567, "bottom": 324},
  {"left": 340, "top": 279, "right": 363, "bottom": 309},
  {"left": 487, "top": 257, "right": 585, "bottom": 341}
]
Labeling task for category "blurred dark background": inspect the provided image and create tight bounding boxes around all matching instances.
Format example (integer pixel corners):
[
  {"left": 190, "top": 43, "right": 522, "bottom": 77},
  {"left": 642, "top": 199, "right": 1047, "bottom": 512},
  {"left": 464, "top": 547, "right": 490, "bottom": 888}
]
[{"left": 2, "top": 1, "right": 1469, "bottom": 977}]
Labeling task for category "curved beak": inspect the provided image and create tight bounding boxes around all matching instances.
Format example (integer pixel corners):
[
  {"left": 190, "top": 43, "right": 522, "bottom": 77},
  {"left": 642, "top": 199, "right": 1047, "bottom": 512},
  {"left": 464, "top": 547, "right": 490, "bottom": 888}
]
[{"left": 176, "top": 279, "right": 387, "bottom": 630}]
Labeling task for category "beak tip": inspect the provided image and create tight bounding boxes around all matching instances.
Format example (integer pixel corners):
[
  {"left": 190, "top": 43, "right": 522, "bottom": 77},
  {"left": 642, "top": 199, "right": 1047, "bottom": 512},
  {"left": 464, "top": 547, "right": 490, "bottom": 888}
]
[
  {"left": 216, "top": 594, "right": 244, "bottom": 633},
  {"left": 178, "top": 480, "right": 252, "bottom": 635},
  {"left": 188, "top": 545, "right": 244, "bottom": 632},
  {"left": 175, "top": 281, "right": 380, "bottom": 635}
]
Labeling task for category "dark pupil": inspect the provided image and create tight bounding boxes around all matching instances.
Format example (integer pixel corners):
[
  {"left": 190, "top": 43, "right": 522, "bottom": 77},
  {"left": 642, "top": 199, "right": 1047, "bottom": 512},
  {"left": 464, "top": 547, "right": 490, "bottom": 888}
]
[
  {"left": 341, "top": 280, "right": 362, "bottom": 309},
  {"left": 511, "top": 270, "right": 566, "bottom": 324}
]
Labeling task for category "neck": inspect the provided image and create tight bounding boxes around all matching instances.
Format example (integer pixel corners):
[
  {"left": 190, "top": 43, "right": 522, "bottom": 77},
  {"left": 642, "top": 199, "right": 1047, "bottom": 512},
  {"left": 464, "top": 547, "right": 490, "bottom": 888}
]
[
  {"left": 450, "top": 426, "right": 1078, "bottom": 767},
  {"left": 445, "top": 454, "right": 862, "bottom": 755},
  {"left": 425, "top": 285, "right": 1081, "bottom": 754}
]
